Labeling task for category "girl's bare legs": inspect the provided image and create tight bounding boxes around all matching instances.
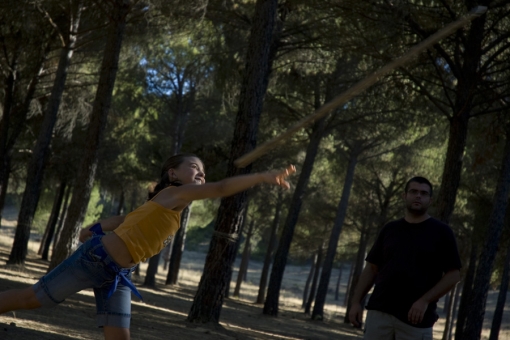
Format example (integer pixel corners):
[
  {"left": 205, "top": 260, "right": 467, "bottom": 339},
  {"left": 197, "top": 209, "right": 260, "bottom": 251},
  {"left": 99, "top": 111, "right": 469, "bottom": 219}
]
[
  {"left": 0, "top": 287, "right": 41, "bottom": 313},
  {"left": 104, "top": 326, "right": 130, "bottom": 340}
]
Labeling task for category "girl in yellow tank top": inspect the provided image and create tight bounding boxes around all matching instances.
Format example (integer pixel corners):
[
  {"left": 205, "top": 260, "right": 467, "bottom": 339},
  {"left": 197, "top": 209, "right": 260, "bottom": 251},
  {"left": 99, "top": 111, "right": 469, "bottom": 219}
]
[{"left": 0, "top": 153, "right": 295, "bottom": 340}]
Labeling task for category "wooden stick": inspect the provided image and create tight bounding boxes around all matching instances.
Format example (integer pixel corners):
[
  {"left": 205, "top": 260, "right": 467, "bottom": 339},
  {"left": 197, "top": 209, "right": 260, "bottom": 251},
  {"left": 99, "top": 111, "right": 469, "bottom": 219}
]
[{"left": 234, "top": 6, "right": 487, "bottom": 168}]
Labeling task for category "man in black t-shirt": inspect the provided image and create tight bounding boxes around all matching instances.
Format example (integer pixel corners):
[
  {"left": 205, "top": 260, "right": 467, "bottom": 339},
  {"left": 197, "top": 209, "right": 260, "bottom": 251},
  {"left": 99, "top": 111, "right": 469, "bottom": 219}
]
[{"left": 348, "top": 177, "right": 461, "bottom": 339}]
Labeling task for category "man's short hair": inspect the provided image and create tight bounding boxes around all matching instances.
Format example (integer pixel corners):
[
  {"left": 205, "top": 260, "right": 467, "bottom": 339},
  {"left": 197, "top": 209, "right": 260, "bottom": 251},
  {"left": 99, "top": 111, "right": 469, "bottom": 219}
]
[{"left": 405, "top": 177, "right": 433, "bottom": 197}]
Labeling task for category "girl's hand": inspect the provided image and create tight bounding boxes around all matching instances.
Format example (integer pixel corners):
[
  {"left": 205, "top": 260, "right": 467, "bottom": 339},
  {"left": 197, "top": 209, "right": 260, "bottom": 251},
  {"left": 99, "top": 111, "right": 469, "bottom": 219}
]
[
  {"left": 263, "top": 165, "right": 296, "bottom": 189},
  {"left": 79, "top": 227, "right": 93, "bottom": 243}
]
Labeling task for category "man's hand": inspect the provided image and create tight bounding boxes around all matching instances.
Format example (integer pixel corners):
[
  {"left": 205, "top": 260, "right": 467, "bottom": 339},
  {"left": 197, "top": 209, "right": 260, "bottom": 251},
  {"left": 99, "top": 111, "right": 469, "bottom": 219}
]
[
  {"left": 348, "top": 302, "right": 364, "bottom": 328},
  {"left": 408, "top": 298, "right": 428, "bottom": 325}
]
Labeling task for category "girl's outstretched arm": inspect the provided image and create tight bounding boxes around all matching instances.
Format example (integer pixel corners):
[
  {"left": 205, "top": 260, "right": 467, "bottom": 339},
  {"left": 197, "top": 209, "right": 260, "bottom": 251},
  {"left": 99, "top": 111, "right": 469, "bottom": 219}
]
[{"left": 156, "top": 165, "right": 296, "bottom": 209}]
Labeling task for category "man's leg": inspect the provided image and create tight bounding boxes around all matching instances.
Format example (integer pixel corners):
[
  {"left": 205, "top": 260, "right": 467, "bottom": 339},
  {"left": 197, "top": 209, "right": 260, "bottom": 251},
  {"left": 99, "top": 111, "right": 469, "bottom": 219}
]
[{"left": 364, "top": 310, "right": 395, "bottom": 340}]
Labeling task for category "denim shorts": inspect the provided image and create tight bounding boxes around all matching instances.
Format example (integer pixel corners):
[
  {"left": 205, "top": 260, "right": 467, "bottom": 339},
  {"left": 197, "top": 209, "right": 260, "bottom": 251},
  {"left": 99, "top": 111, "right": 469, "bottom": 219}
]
[{"left": 33, "top": 235, "right": 136, "bottom": 328}]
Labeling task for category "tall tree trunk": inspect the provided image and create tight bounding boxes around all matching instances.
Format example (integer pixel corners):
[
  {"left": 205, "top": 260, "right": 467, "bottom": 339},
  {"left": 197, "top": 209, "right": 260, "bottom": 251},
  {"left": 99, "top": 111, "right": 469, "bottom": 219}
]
[
  {"left": 488, "top": 242, "right": 510, "bottom": 340},
  {"left": 187, "top": 0, "right": 279, "bottom": 323},
  {"left": 225, "top": 203, "right": 250, "bottom": 299},
  {"left": 49, "top": 0, "right": 131, "bottom": 271},
  {"left": 302, "top": 254, "right": 317, "bottom": 308},
  {"left": 434, "top": 9, "right": 487, "bottom": 224},
  {"left": 9, "top": 3, "right": 82, "bottom": 264},
  {"left": 455, "top": 243, "right": 478, "bottom": 339},
  {"left": 166, "top": 205, "right": 192, "bottom": 285},
  {"left": 343, "top": 228, "right": 369, "bottom": 323},
  {"left": 442, "top": 285, "right": 457, "bottom": 340},
  {"left": 52, "top": 183, "right": 72, "bottom": 258},
  {"left": 344, "top": 261, "right": 355, "bottom": 306},
  {"left": 449, "top": 280, "right": 462, "bottom": 340},
  {"left": 335, "top": 264, "right": 343, "bottom": 301},
  {"left": 0, "top": 35, "right": 21, "bottom": 223},
  {"left": 233, "top": 219, "right": 254, "bottom": 297},
  {"left": 463, "top": 126, "right": 510, "bottom": 340},
  {"left": 263, "top": 115, "right": 327, "bottom": 316},
  {"left": 256, "top": 190, "right": 283, "bottom": 304},
  {"left": 304, "top": 245, "right": 324, "bottom": 315},
  {"left": 39, "top": 180, "right": 67, "bottom": 260},
  {"left": 313, "top": 143, "right": 361, "bottom": 320},
  {"left": 143, "top": 252, "right": 160, "bottom": 287}
]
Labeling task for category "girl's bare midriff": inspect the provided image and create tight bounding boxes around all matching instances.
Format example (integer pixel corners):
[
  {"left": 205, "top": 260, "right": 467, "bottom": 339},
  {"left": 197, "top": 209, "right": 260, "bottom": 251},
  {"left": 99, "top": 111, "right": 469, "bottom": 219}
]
[{"left": 101, "top": 233, "right": 136, "bottom": 268}]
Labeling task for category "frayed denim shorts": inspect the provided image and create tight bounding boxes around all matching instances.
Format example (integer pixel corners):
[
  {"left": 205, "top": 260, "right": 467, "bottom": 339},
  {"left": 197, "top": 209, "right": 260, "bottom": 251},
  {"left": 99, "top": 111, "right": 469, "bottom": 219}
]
[{"left": 33, "top": 235, "right": 137, "bottom": 328}]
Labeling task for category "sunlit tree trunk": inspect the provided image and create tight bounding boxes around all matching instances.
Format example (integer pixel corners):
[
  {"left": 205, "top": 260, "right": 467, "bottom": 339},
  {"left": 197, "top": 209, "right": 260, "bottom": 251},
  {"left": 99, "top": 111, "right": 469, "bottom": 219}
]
[
  {"left": 187, "top": 0, "right": 279, "bottom": 323},
  {"left": 49, "top": 0, "right": 132, "bottom": 271}
]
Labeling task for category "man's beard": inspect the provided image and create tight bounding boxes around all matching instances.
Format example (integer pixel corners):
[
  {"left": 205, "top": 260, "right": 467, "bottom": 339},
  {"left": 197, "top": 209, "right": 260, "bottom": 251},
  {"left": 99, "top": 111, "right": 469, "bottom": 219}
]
[{"left": 406, "top": 202, "right": 428, "bottom": 215}]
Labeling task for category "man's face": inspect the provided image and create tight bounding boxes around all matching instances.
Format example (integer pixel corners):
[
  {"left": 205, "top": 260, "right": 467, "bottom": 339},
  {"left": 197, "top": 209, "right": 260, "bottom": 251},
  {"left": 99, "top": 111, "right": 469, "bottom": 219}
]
[{"left": 403, "top": 181, "right": 432, "bottom": 215}]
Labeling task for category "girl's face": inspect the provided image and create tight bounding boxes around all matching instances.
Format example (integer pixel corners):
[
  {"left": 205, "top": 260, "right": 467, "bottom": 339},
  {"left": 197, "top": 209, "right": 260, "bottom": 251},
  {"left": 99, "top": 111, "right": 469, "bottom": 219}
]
[{"left": 168, "top": 157, "right": 205, "bottom": 185}]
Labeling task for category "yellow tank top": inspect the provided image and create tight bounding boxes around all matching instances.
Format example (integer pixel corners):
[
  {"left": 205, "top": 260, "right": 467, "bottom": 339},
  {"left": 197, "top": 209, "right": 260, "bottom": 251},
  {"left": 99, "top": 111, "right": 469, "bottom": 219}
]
[{"left": 113, "top": 199, "right": 181, "bottom": 263}]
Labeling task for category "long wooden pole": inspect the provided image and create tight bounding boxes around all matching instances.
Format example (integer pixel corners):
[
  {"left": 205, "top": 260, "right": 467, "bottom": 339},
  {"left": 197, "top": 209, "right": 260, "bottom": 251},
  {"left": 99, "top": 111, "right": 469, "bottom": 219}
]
[{"left": 234, "top": 6, "right": 487, "bottom": 168}]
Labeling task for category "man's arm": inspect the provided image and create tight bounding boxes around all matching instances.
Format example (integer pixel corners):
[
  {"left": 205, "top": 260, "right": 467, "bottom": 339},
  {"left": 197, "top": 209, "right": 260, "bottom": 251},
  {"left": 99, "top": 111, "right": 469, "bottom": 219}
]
[
  {"left": 408, "top": 269, "right": 461, "bottom": 325},
  {"left": 79, "top": 215, "right": 126, "bottom": 242},
  {"left": 348, "top": 262, "right": 378, "bottom": 328}
]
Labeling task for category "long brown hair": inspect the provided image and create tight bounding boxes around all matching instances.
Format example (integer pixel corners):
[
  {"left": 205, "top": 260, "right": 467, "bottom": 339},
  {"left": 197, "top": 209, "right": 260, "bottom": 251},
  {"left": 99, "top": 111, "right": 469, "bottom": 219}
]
[{"left": 148, "top": 153, "right": 201, "bottom": 200}]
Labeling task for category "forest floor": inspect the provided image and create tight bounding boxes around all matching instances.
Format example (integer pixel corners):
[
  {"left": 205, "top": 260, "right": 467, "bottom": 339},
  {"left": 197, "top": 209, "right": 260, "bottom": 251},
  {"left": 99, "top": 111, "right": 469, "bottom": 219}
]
[{"left": 0, "top": 209, "right": 509, "bottom": 339}]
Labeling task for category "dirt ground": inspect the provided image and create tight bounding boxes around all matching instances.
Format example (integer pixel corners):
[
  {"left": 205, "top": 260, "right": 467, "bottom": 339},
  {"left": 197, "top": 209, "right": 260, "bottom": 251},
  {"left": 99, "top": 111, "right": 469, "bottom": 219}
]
[{"left": 0, "top": 213, "right": 508, "bottom": 340}]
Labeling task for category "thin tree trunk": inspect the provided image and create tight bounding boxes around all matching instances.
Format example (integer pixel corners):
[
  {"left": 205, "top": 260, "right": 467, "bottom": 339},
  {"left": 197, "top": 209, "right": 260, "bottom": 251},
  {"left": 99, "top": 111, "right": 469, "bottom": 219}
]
[
  {"left": 166, "top": 205, "right": 192, "bottom": 284},
  {"left": 313, "top": 143, "right": 361, "bottom": 320},
  {"left": 302, "top": 254, "right": 317, "bottom": 308},
  {"left": 344, "top": 261, "right": 355, "bottom": 306},
  {"left": 52, "top": 183, "right": 72, "bottom": 258},
  {"left": 488, "top": 243, "right": 510, "bottom": 340},
  {"left": 0, "top": 35, "right": 21, "bottom": 223},
  {"left": 225, "top": 205, "right": 249, "bottom": 299},
  {"left": 335, "top": 265, "right": 343, "bottom": 301},
  {"left": 256, "top": 190, "right": 283, "bottom": 304},
  {"left": 449, "top": 280, "right": 462, "bottom": 340},
  {"left": 40, "top": 180, "right": 67, "bottom": 260},
  {"left": 187, "top": 0, "right": 279, "bottom": 323},
  {"left": 305, "top": 246, "right": 323, "bottom": 315},
  {"left": 233, "top": 219, "right": 254, "bottom": 297},
  {"left": 343, "top": 229, "right": 369, "bottom": 323},
  {"left": 463, "top": 126, "right": 510, "bottom": 340},
  {"left": 455, "top": 243, "right": 478, "bottom": 339},
  {"left": 10, "top": 4, "right": 82, "bottom": 264},
  {"left": 264, "top": 115, "right": 327, "bottom": 316},
  {"left": 442, "top": 285, "right": 457, "bottom": 340}
]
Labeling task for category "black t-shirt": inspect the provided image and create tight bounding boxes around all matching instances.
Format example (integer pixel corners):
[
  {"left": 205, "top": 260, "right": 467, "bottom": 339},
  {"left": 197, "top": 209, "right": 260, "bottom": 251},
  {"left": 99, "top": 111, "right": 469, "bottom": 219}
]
[{"left": 365, "top": 217, "right": 462, "bottom": 328}]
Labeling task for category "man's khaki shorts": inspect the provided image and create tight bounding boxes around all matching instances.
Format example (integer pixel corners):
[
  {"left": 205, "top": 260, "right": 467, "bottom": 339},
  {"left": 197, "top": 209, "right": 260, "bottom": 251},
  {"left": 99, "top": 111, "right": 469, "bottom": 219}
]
[{"left": 364, "top": 310, "right": 433, "bottom": 340}]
